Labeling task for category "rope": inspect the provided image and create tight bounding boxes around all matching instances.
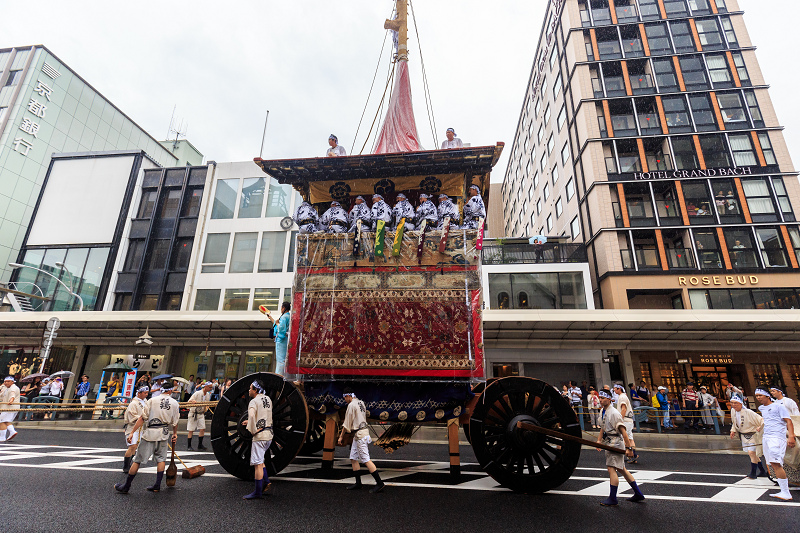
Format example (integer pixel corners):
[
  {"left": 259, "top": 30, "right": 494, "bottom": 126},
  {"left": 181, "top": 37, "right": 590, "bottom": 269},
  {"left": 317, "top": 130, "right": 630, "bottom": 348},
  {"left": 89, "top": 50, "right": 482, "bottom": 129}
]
[
  {"left": 0, "top": 401, "right": 219, "bottom": 413},
  {"left": 360, "top": 60, "right": 396, "bottom": 155},
  {"left": 409, "top": 0, "right": 438, "bottom": 147}
]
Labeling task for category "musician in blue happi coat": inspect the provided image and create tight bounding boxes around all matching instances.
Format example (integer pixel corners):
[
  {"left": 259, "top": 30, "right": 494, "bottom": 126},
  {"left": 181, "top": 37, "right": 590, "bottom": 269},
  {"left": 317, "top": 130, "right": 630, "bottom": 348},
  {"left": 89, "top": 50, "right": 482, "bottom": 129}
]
[
  {"left": 436, "top": 194, "right": 459, "bottom": 229},
  {"left": 392, "top": 193, "right": 415, "bottom": 231},
  {"left": 349, "top": 196, "right": 373, "bottom": 232},
  {"left": 294, "top": 200, "right": 320, "bottom": 234},
  {"left": 321, "top": 200, "right": 349, "bottom": 233},
  {"left": 461, "top": 185, "right": 486, "bottom": 229},
  {"left": 371, "top": 194, "right": 392, "bottom": 231},
  {"left": 415, "top": 193, "right": 438, "bottom": 229}
]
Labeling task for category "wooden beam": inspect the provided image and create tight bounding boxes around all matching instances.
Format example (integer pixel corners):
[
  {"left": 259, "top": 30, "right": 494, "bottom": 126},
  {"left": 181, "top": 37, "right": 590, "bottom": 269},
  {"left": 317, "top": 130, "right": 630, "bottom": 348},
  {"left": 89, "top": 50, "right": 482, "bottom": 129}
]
[
  {"left": 780, "top": 226, "right": 799, "bottom": 269},
  {"left": 621, "top": 60, "right": 633, "bottom": 96},
  {"left": 709, "top": 91, "right": 726, "bottom": 131},
  {"left": 448, "top": 419, "right": 461, "bottom": 476},
  {"left": 734, "top": 177, "right": 753, "bottom": 223},
  {"left": 655, "top": 229, "right": 669, "bottom": 271},
  {"left": 637, "top": 138, "right": 649, "bottom": 173},
  {"left": 617, "top": 183, "right": 630, "bottom": 228},
  {"left": 639, "top": 23, "right": 651, "bottom": 55},
  {"left": 689, "top": 19, "right": 704, "bottom": 52},
  {"left": 750, "top": 131, "right": 767, "bottom": 167},
  {"left": 602, "top": 100, "right": 614, "bottom": 137},
  {"left": 672, "top": 56, "right": 687, "bottom": 92},
  {"left": 321, "top": 416, "right": 338, "bottom": 469},
  {"left": 516, "top": 421, "right": 625, "bottom": 454},
  {"left": 726, "top": 51, "right": 742, "bottom": 88},
  {"left": 655, "top": 96, "right": 669, "bottom": 134},
  {"left": 693, "top": 135, "right": 707, "bottom": 170},
  {"left": 674, "top": 180, "right": 691, "bottom": 226},
  {"left": 716, "top": 227, "right": 733, "bottom": 270}
]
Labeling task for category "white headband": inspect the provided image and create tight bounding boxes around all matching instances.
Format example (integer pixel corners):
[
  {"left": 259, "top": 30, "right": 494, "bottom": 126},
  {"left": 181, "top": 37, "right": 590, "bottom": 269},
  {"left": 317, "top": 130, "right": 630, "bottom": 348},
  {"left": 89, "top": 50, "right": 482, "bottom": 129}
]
[
  {"left": 4, "top": 376, "right": 15, "bottom": 382},
  {"left": 252, "top": 381, "right": 265, "bottom": 394},
  {"left": 730, "top": 394, "right": 743, "bottom": 404},
  {"left": 754, "top": 388, "right": 770, "bottom": 397}
]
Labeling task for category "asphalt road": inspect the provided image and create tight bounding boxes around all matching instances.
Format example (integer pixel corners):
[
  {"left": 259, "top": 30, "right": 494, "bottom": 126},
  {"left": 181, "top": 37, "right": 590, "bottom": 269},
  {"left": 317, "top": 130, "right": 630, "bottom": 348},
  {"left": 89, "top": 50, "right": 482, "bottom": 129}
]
[{"left": 0, "top": 427, "right": 798, "bottom": 533}]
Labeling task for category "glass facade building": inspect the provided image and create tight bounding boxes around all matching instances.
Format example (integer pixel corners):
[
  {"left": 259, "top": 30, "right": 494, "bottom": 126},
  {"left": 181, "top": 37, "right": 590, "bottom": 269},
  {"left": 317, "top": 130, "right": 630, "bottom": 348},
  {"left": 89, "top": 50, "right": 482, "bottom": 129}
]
[{"left": 0, "top": 45, "right": 179, "bottom": 282}]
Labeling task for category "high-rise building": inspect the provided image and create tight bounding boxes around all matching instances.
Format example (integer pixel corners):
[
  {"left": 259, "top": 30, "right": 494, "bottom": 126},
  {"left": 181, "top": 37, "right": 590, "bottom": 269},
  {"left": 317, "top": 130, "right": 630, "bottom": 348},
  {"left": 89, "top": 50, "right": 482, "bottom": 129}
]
[
  {"left": 0, "top": 45, "right": 182, "bottom": 282},
  {"left": 503, "top": 0, "right": 800, "bottom": 313}
]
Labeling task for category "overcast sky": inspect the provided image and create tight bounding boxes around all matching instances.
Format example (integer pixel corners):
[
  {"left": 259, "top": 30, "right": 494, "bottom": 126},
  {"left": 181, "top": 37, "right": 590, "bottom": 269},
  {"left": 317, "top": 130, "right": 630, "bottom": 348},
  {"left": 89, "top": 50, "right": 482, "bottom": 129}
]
[{"left": 1, "top": 0, "right": 797, "bottom": 183}]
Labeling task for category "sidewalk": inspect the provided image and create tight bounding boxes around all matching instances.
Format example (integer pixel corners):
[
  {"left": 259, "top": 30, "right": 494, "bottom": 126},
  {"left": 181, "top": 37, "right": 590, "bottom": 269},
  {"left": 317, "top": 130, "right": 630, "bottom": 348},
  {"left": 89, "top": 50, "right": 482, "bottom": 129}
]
[{"left": 15, "top": 418, "right": 744, "bottom": 454}]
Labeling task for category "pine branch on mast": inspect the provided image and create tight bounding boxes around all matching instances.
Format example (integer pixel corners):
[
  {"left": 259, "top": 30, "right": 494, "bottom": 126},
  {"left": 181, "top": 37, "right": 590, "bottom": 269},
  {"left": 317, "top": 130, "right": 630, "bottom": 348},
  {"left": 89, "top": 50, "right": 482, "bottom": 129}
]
[{"left": 373, "top": 0, "right": 421, "bottom": 154}]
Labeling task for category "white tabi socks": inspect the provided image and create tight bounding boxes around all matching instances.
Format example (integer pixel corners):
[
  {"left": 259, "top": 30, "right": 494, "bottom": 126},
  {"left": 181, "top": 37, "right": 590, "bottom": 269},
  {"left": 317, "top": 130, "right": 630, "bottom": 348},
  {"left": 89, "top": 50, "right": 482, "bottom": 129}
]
[
  {"left": 770, "top": 477, "right": 792, "bottom": 501},
  {"left": 6, "top": 425, "right": 16, "bottom": 439},
  {"left": 0, "top": 430, "right": 6, "bottom": 442}
]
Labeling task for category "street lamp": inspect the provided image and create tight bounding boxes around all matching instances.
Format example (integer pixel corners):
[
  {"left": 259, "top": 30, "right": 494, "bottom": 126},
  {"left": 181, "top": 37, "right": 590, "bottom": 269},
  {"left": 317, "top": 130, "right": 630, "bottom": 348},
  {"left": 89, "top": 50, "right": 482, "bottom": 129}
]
[{"left": 8, "top": 262, "right": 84, "bottom": 312}]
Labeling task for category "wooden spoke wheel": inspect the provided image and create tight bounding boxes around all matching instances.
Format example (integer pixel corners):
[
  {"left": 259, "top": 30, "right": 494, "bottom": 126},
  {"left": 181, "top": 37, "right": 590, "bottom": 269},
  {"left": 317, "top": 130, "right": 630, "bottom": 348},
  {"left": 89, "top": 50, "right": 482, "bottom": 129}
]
[
  {"left": 468, "top": 377, "right": 582, "bottom": 494},
  {"left": 463, "top": 379, "right": 494, "bottom": 445},
  {"left": 211, "top": 373, "right": 308, "bottom": 481},
  {"left": 299, "top": 416, "right": 327, "bottom": 455}
]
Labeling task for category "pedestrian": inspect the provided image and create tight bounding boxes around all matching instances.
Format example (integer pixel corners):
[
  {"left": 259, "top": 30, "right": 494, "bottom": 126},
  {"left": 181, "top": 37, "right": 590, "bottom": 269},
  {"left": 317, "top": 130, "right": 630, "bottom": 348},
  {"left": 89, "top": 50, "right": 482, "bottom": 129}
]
[
  {"left": 122, "top": 386, "right": 149, "bottom": 473},
  {"left": 242, "top": 379, "right": 273, "bottom": 500},
  {"left": 770, "top": 386, "right": 800, "bottom": 416},
  {"left": 596, "top": 389, "right": 645, "bottom": 506},
  {"left": 614, "top": 383, "right": 638, "bottom": 463},
  {"left": 656, "top": 386, "right": 674, "bottom": 429},
  {"left": 187, "top": 381, "right": 213, "bottom": 451},
  {"left": 339, "top": 388, "right": 385, "bottom": 493},
  {"left": 568, "top": 381, "right": 582, "bottom": 414},
  {"left": 220, "top": 378, "right": 233, "bottom": 397},
  {"left": 728, "top": 393, "right": 767, "bottom": 480},
  {"left": 588, "top": 387, "right": 601, "bottom": 429},
  {"left": 184, "top": 374, "right": 195, "bottom": 401},
  {"left": 699, "top": 386, "right": 719, "bottom": 427},
  {"left": 49, "top": 377, "right": 64, "bottom": 399},
  {"left": 682, "top": 382, "right": 701, "bottom": 430},
  {"left": 114, "top": 384, "right": 180, "bottom": 494},
  {"left": 755, "top": 386, "right": 796, "bottom": 501},
  {"left": 629, "top": 382, "right": 643, "bottom": 408},
  {"left": 0, "top": 376, "right": 21, "bottom": 442},
  {"left": 75, "top": 375, "right": 91, "bottom": 405},
  {"left": 265, "top": 302, "right": 291, "bottom": 377},
  {"left": 636, "top": 381, "right": 651, "bottom": 407}
]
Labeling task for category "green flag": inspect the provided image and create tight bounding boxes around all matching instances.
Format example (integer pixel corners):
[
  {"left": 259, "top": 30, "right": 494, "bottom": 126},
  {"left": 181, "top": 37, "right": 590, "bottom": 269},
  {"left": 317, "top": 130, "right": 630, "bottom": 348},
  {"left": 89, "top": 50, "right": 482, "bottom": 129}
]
[{"left": 375, "top": 219, "right": 386, "bottom": 257}]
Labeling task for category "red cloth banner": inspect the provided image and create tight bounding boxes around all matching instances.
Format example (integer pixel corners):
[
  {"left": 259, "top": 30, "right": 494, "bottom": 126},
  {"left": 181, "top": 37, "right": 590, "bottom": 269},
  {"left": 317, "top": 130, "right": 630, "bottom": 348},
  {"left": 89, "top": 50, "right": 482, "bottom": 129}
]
[{"left": 373, "top": 61, "right": 422, "bottom": 154}]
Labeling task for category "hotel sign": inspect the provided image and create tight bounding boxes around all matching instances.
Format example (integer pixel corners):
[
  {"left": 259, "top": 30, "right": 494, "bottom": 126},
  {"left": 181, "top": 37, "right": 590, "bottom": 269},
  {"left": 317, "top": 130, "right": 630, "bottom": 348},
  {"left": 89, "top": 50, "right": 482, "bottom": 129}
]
[{"left": 609, "top": 166, "right": 778, "bottom": 182}]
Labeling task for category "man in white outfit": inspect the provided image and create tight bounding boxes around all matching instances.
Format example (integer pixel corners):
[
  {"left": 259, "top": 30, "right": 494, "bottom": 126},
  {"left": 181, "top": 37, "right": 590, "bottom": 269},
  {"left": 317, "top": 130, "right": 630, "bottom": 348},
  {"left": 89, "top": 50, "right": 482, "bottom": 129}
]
[
  {"left": 187, "top": 381, "right": 213, "bottom": 451},
  {"left": 0, "top": 377, "right": 21, "bottom": 442},
  {"left": 770, "top": 386, "right": 800, "bottom": 416},
  {"left": 326, "top": 134, "right": 347, "bottom": 157},
  {"left": 440, "top": 128, "right": 463, "bottom": 149},
  {"left": 122, "top": 386, "right": 149, "bottom": 472},
  {"left": 339, "top": 388, "right": 384, "bottom": 493},
  {"left": 755, "top": 386, "right": 796, "bottom": 501},
  {"left": 242, "top": 379, "right": 273, "bottom": 500}
]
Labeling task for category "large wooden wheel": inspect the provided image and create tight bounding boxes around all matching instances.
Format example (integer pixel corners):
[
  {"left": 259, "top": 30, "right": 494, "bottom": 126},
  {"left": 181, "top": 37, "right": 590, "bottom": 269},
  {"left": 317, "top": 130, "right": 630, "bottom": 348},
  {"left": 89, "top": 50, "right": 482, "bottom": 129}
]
[
  {"left": 469, "top": 377, "right": 582, "bottom": 493},
  {"left": 299, "top": 416, "right": 327, "bottom": 455},
  {"left": 211, "top": 373, "right": 308, "bottom": 480}
]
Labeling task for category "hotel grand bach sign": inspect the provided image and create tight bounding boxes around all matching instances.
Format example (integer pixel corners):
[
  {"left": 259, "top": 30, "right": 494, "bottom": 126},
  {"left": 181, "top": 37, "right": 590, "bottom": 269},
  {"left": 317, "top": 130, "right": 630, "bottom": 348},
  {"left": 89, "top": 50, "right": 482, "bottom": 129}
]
[{"left": 609, "top": 165, "right": 779, "bottom": 182}]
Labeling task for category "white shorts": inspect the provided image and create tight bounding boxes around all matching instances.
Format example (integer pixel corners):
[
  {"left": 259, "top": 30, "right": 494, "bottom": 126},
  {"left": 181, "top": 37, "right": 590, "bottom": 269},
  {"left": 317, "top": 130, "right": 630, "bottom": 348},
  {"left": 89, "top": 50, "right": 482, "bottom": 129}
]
[
  {"left": 125, "top": 431, "right": 141, "bottom": 446},
  {"left": 740, "top": 432, "right": 758, "bottom": 452},
  {"left": 250, "top": 440, "right": 271, "bottom": 466},
  {"left": 187, "top": 413, "right": 206, "bottom": 432},
  {"left": 763, "top": 436, "right": 787, "bottom": 466},
  {"left": 349, "top": 436, "right": 372, "bottom": 464},
  {"left": 0, "top": 412, "right": 17, "bottom": 423}
]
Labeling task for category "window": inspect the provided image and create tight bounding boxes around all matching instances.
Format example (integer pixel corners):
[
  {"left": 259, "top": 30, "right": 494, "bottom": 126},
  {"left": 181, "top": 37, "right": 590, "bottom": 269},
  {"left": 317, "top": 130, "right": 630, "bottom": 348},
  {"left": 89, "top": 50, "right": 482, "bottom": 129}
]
[
  {"left": 535, "top": 99, "right": 542, "bottom": 116},
  {"left": 489, "top": 273, "right": 587, "bottom": 310},
  {"left": 0, "top": 107, "right": 7, "bottom": 122},
  {"left": 239, "top": 177, "right": 266, "bottom": 218},
  {"left": 710, "top": 179, "right": 743, "bottom": 222},
  {"left": 536, "top": 198, "right": 543, "bottom": 215},
  {"left": 730, "top": 52, "right": 750, "bottom": 85},
  {"left": 540, "top": 153, "right": 547, "bottom": 171},
  {"left": 201, "top": 233, "right": 230, "bottom": 273},
  {"left": 706, "top": 54, "right": 733, "bottom": 88},
  {"left": 639, "top": 0, "right": 661, "bottom": 20},
  {"left": 547, "top": 134, "right": 555, "bottom": 155},
  {"left": 552, "top": 72, "right": 562, "bottom": 97},
  {"left": 537, "top": 125, "right": 545, "bottom": 144},
  {"left": 551, "top": 166, "right": 559, "bottom": 184},
  {"left": 252, "top": 288, "right": 281, "bottom": 312},
  {"left": 138, "top": 295, "right": 159, "bottom": 311},
  {"left": 741, "top": 178, "right": 777, "bottom": 219},
  {"left": 137, "top": 190, "right": 158, "bottom": 218},
  {"left": 671, "top": 136, "right": 699, "bottom": 169},
  {"left": 683, "top": 181, "right": 714, "bottom": 222},
  {"left": 670, "top": 21, "right": 696, "bottom": 53},
  {"left": 717, "top": 92, "right": 748, "bottom": 128},
  {"left": 543, "top": 182, "right": 550, "bottom": 201},
  {"left": 541, "top": 76, "right": 548, "bottom": 96},
  {"left": 211, "top": 179, "right": 239, "bottom": 219},
  {"left": 689, "top": 0, "right": 713, "bottom": 14},
  {"left": 170, "top": 238, "right": 192, "bottom": 270},
  {"left": 4, "top": 70, "right": 22, "bottom": 87},
  {"left": 694, "top": 18, "right": 724, "bottom": 50},
  {"left": 159, "top": 189, "right": 182, "bottom": 219},
  {"left": 182, "top": 188, "right": 203, "bottom": 217},
  {"left": 544, "top": 105, "right": 551, "bottom": 126},
  {"left": 566, "top": 179, "right": 575, "bottom": 200},
  {"left": 561, "top": 143, "right": 570, "bottom": 165},
  {"left": 645, "top": 23, "right": 672, "bottom": 55},
  {"left": 223, "top": 288, "right": 250, "bottom": 311},
  {"left": 557, "top": 105, "right": 567, "bottom": 131},
  {"left": 699, "top": 134, "right": 731, "bottom": 167},
  {"left": 662, "top": 96, "right": 692, "bottom": 133},
  {"left": 723, "top": 227, "right": 759, "bottom": 267},
  {"left": 555, "top": 197, "right": 563, "bottom": 218},
  {"left": 533, "top": 172, "right": 540, "bottom": 189},
  {"left": 265, "top": 177, "right": 292, "bottom": 217},
  {"left": 550, "top": 45, "right": 558, "bottom": 70},
  {"left": 720, "top": 16, "right": 738, "bottom": 47},
  {"left": 123, "top": 240, "right": 145, "bottom": 271},
  {"left": 161, "top": 294, "right": 182, "bottom": 311},
  {"left": 652, "top": 58, "right": 679, "bottom": 92},
  {"left": 230, "top": 232, "right": 258, "bottom": 273},
  {"left": 546, "top": 214, "right": 554, "bottom": 232},
  {"left": 663, "top": 0, "right": 688, "bottom": 17},
  {"left": 715, "top": 0, "right": 728, "bottom": 13},
  {"left": 679, "top": 56, "right": 709, "bottom": 90},
  {"left": 772, "top": 178, "right": 794, "bottom": 221},
  {"left": 571, "top": 216, "right": 581, "bottom": 239},
  {"left": 756, "top": 133, "right": 776, "bottom": 166},
  {"left": 693, "top": 229, "right": 723, "bottom": 268},
  {"left": 286, "top": 231, "right": 298, "bottom": 271},
  {"left": 688, "top": 93, "right": 716, "bottom": 131},
  {"left": 728, "top": 134, "right": 756, "bottom": 166},
  {"left": 114, "top": 294, "right": 132, "bottom": 311},
  {"left": 745, "top": 91, "right": 764, "bottom": 128},
  {"left": 755, "top": 227, "right": 788, "bottom": 267}
]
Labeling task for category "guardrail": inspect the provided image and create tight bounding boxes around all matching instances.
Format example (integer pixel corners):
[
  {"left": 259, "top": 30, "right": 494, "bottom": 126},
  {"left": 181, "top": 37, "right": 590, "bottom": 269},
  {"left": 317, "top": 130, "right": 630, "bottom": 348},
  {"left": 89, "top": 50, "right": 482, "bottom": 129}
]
[{"left": 573, "top": 406, "right": 723, "bottom": 435}]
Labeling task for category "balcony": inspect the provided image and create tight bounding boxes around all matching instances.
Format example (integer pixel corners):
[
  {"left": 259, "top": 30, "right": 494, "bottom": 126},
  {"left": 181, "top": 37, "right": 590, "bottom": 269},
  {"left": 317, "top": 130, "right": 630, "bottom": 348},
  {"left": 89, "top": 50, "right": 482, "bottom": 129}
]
[
  {"left": 638, "top": 113, "right": 661, "bottom": 135},
  {"left": 621, "top": 247, "right": 661, "bottom": 269},
  {"left": 697, "top": 249, "right": 723, "bottom": 269},
  {"left": 597, "top": 40, "right": 622, "bottom": 59},
  {"left": 610, "top": 115, "right": 637, "bottom": 136},
  {"left": 580, "top": 9, "right": 592, "bottom": 27},
  {"left": 591, "top": 8, "right": 612, "bottom": 26},
  {"left": 613, "top": 202, "right": 624, "bottom": 227},
  {"left": 606, "top": 156, "right": 618, "bottom": 174},
  {"left": 599, "top": 117, "right": 609, "bottom": 138},
  {"left": 630, "top": 73, "right": 655, "bottom": 95},
  {"left": 585, "top": 42, "right": 595, "bottom": 61},
  {"left": 481, "top": 242, "right": 588, "bottom": 265},
  {"left": 622, "top": 39, "right": 645, "bottom": 58},
  {"left": 618, "top": 155, "right": 642, "bottom": 173},
  {"left": 656, "top": 200, "right": 681, "bottom": 225},
  {"left": 730, "top": 249, "right": 759, "bottom": 269},
  {"left": 646, "top": 155, "right": 672, "bottom": 171},
  {"left": 615, "top": 5, "right": 639, "bottom": 23},
  {"left": 666, "top": 248, "right": 695, "bottom": 269},
  {"left": 604, "top": 76, "right": 626, "bottom": 96}
]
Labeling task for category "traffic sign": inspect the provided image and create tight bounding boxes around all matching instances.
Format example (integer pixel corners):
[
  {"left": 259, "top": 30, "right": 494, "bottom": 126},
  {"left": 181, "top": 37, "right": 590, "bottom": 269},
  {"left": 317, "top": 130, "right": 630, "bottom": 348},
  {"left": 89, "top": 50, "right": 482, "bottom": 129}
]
[{"left": 46, "top": 317, "right": 60, "bottom": 332}]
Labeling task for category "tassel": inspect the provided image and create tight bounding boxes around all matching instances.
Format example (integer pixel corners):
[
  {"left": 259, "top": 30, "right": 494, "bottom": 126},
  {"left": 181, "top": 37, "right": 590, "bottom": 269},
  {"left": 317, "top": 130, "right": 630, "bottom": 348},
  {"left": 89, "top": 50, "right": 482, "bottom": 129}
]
[{"left": 375, "top": 422, "right": 416, "bottom": 453}]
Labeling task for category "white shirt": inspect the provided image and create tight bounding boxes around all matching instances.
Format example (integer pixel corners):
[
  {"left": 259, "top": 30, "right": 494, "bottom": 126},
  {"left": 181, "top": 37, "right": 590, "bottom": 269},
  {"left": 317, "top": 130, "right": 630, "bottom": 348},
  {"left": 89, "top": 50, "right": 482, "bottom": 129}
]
[
  {"left": 616, "top": 393, "right": 633, "bottom": 419},
  {"left": 775, "top": 396, "right": 800, "bottom": 416},
  {"left": 188, "top": 390, "right": 211, "bottom": 415},
  {"left": 247, "top": 393, "right": 273, "bottom": 442},
  {"left": 326, "top": 145, "right": 346, "bottom": 157},
  {"left": 568, "top": 387, "right": 582, "bottom": 404},
  {"left": 343, "top": 398, "right": 369, "bottom": 440},
  {"left": 759, "top": 401, "right": 792, "bottom": 439},
  {"left": 441, "top": 138, "right": 463, "bottom": 149},
  {"left": 50, "top": 381, "right": 63, "bottom": 396},
  {"left": 141, "top": 395, "right": 181, "bottom": 442}
]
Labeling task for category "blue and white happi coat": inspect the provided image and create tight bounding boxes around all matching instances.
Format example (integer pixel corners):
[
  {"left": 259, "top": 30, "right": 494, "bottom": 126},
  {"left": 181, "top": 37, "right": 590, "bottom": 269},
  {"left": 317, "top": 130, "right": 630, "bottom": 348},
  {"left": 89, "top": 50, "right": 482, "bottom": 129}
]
[
  {"left": 320, "top": 205, "right": 349, "bottom": 233},
  {"left": 348, "top": 202, "right": 373, "bottom": 232},
  {"left": 371, "top": 200, "right": 392, "bottom": 229},
  {"left": 461, "top": 195, "right": 486, "bottom": 229},
  {"left": 436, "top": 199, "right": 460, "bottom": 229},
  {"left": 392, "top": 200, "right": 416, "bottom": 231},
  {"left": 415, "top": 201, "right": 438, "bottom": 229},
  {"left": 294, "top": 201, "right": 320, "bottom": 234}
]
